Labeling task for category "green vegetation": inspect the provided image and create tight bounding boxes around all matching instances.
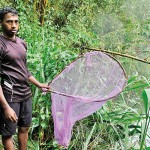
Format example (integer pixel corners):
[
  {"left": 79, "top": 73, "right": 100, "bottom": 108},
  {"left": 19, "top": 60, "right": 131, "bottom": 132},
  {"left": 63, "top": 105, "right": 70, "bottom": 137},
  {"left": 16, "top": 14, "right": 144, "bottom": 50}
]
[{"left": 0, "top": 0, "right": 150, "bottom": 149}]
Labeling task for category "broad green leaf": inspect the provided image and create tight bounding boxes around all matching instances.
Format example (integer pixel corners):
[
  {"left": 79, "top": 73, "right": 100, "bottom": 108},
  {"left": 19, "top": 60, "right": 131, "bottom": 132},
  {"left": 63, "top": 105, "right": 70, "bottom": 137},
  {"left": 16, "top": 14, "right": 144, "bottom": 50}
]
[{"left": 142, "top": 89, "right": 150, "bottom": 114}]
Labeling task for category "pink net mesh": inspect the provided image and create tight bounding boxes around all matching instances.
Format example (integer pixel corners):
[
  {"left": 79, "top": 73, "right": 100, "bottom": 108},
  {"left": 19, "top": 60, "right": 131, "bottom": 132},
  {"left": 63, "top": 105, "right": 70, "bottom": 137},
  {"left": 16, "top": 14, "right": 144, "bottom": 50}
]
[{"left": 50, "top": 51, "right": 126, "bottom": 147}]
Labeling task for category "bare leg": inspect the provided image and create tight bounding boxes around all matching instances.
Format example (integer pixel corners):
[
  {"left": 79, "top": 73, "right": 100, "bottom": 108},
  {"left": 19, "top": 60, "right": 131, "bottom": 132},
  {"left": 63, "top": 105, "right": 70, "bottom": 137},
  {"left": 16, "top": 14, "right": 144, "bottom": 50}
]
[
  {"left": 2, "top": 135, "right": 14, "bottom": 150},
  {"left": 18, "top": 127, "right": 29, "bottom": 150}
]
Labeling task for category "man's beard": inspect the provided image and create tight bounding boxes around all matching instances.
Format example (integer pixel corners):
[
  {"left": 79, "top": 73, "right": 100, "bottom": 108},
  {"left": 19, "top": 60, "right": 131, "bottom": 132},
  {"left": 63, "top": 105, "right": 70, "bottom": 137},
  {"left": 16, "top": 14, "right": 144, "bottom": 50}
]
[{"left": 2, "top": 26, "right": 18, "bottom": 38}]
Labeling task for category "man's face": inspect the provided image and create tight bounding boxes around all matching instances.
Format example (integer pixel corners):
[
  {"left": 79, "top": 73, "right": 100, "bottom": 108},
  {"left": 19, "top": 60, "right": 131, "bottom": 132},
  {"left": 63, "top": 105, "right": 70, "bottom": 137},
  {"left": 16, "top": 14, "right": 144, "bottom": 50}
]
[{"left": 1, "top": 13, "right": 19, "bottom": 38}]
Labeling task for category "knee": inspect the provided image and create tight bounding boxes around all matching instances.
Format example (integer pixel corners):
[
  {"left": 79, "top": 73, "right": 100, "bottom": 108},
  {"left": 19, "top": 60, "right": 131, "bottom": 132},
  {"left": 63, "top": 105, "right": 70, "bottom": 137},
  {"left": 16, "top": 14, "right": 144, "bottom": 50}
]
[
  {"left": 2, "top": 135, "right": 12, "bottom": 140},
  {"left": 18, "top": 127, "right": 30, "bottom": 133},
  {"left": 2, "top": 135, "right": 13, "bottom": 146}
]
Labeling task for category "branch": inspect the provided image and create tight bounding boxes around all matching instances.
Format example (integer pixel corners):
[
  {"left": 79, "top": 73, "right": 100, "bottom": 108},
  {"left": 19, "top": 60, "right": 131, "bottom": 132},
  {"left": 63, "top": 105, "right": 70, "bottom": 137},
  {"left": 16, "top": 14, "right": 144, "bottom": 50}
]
[{"left": 83, "top": 47, "right": 150, "bottom": 64}]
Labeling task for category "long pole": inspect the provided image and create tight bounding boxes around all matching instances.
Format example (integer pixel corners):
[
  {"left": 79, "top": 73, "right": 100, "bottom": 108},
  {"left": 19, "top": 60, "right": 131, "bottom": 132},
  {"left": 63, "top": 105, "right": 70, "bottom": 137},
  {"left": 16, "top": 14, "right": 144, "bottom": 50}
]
[{"left": 83, "top": 47, "right": 150, "bottom": 64}]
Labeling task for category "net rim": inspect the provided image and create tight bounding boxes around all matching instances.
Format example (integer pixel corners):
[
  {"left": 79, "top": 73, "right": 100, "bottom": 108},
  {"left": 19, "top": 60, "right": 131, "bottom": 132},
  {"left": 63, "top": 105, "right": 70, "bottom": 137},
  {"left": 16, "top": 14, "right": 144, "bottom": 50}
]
[{"left": 49, "top": 51, "right": 127, "bottom": 102}]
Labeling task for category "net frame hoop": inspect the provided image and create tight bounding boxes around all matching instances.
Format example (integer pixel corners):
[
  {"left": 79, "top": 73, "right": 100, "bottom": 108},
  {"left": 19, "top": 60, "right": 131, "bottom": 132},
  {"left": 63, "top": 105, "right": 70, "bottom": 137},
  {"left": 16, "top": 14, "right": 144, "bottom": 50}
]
[{"left": 49, "top": 51, "right": 127, "bottom": 102}]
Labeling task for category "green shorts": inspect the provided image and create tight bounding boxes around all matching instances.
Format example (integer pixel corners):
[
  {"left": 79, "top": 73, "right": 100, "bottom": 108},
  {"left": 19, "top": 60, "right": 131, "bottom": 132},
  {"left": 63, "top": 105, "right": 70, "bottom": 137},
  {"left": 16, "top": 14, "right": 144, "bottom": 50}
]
[{"left": 0, "top": 99, "right": 32, "bottom": 136}]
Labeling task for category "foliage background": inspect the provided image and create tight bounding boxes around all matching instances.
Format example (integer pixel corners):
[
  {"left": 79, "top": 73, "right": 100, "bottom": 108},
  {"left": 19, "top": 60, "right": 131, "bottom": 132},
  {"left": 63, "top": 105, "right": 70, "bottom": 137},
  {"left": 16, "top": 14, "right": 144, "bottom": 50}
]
[{"left": 0, "top": 0, "right": 150, "bottom": 149}]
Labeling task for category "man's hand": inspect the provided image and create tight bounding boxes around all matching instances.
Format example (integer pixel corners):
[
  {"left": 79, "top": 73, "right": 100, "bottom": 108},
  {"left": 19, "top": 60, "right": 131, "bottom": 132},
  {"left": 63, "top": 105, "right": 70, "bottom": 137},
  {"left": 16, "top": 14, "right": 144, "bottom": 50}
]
[
  {"left": 3, "top": 106, "right": 18, "bottom": 122},
  {"left": 28, "top": 76, "right": 51, "bottom": 94},
  {"left": 40, "top": 84, "right": 51, "bottom": 95},
  {"left": 0, "top": 86, "right": 17, "bottom": 122}
]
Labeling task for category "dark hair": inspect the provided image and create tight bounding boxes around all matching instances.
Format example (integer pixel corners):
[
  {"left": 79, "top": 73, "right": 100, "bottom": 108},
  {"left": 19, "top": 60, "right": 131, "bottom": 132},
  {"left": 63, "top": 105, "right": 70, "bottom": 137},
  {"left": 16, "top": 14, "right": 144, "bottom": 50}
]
[{"left": 0, "top": 7, "right": 18, "bottom": 22}]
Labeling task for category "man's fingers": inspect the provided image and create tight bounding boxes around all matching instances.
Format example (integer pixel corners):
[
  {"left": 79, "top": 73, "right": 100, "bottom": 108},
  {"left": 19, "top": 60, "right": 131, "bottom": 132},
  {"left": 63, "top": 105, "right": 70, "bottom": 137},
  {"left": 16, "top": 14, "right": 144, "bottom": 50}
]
[
  {"left": 14, "top": 113, "right": 18, "bottom": 122},
  {"left": 14, "top": 112, "right": 18, "bottom": 119},
  {"left": 7, "top": 113, "right": 18, "bottom": 122},
  {"left": 7, "top": 116, "right": 14, "bottom": 122}
]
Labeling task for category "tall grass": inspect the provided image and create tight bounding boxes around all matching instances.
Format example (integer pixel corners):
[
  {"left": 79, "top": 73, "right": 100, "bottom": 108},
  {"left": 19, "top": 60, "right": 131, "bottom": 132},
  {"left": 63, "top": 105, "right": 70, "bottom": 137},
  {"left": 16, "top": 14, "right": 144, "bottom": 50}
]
[{"left": 140, "top": 89, "right": 150, "bottom": 149}]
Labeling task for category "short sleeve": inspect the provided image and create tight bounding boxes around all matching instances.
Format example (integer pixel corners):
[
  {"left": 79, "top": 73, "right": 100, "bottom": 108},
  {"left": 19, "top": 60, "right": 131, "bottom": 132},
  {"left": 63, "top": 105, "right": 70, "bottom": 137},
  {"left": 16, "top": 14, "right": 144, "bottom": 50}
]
[
  {"left": 0, "top": 41, "right": 5, "bottom": 72},
  {"left": 21, "top": 39, "right": 32, "bottom": 78},
  {"left": 0, "top": 41, "right": 5, "bottom": 82}
]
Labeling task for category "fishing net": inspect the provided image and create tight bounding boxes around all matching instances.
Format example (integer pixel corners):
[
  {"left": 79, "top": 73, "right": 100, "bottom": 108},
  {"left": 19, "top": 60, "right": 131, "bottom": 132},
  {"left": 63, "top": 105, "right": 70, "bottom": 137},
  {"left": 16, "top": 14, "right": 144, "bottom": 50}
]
[{"left": 49, "top": 51, "right": 127, "bottom": 147}]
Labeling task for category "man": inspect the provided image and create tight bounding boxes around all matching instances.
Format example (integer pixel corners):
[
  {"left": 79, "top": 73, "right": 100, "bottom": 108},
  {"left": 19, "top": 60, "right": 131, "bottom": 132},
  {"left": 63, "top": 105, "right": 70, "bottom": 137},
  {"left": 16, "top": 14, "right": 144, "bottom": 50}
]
[{"left": 0, "top": 7, "right": 50, "bottom": 150}]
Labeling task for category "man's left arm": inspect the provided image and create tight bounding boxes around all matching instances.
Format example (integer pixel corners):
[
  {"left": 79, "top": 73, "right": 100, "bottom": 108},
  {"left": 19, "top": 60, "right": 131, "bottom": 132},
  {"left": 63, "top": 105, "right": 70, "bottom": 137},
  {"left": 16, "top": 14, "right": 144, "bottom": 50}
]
[{"left": 28, "top": 76, "right": 50, "bottom": 91}]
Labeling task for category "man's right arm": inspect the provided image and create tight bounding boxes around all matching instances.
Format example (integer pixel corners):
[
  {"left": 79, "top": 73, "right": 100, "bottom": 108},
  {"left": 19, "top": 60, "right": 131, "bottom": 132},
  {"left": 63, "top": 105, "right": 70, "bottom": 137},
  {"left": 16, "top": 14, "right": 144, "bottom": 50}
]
[
  {"left": 0, "top": 86, "right": 18, "bottom": 122},
  {"left": 0, "top": 42, "right": 18, "bottom": 122}
]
